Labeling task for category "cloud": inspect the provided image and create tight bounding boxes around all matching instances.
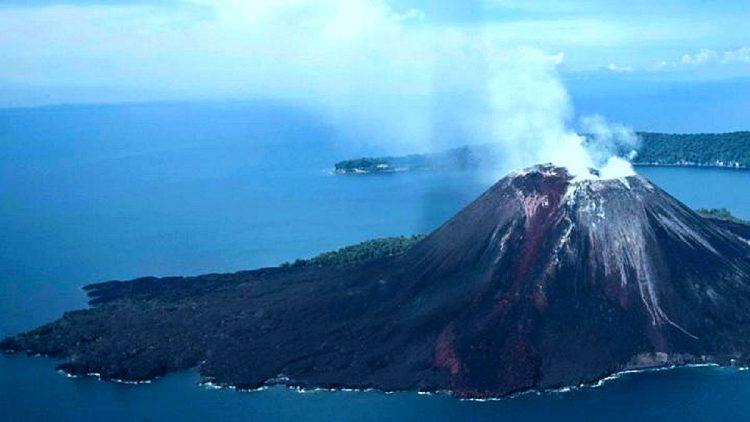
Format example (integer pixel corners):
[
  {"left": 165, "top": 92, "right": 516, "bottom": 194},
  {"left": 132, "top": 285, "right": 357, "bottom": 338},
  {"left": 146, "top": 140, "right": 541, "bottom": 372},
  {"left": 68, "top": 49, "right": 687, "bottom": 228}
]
[
  {"left": 680, "top": 47, "right": 750, "bottom": 66},
  {"left": 610, "top": 46, "right": 750, "bottom": 72},
  {"left": 681, "top": 48, "right": 719, "bottom": 65},
  {"left": 3, "top": 0, "right": 750, "bottom": 96},
  {"left": 0, "top": 0, "right": 173, "bottom": 6},
  {"left": 605, "top": 63, "right": 634, "bottom": 73},
  {"left": 721, "top": 47, "right": 750, "bottom": 64}
]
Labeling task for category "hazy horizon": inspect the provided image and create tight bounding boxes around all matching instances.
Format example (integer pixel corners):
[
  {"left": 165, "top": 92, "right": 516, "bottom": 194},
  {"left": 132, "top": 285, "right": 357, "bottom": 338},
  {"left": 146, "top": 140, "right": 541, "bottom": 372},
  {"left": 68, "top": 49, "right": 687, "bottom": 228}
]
[{"left": 2, "top": 1, "right": 749, "bottom": 136}]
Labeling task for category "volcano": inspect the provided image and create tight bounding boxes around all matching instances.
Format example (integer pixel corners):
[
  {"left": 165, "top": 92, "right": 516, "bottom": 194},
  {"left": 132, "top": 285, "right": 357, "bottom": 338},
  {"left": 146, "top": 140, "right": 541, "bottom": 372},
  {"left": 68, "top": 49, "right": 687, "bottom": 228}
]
[{"left": 3, "top": 165, "right": 750, "bottom": 398}]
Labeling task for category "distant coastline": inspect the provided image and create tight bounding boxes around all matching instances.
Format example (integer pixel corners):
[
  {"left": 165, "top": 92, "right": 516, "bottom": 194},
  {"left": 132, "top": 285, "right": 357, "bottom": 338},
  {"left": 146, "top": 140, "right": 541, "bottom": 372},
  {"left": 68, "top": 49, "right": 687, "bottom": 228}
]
[
  {"left": 633, "top": 162, "right": 748, "bottom": 169},
  {"left": 334, "top": 131, "right": 750, "bottom": 174}
]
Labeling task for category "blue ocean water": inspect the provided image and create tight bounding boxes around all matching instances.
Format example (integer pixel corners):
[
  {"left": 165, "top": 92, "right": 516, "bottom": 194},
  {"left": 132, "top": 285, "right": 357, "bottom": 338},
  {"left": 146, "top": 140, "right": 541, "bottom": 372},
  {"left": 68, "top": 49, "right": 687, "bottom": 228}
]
[{"left": 1, "top": 102, "right": 749, "bottom": 421}]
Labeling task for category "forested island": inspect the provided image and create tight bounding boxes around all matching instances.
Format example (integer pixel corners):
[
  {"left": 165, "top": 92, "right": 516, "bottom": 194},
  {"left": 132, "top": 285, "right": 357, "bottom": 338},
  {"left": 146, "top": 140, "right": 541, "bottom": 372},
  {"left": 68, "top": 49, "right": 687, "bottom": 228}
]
[
  {"left": 334, "top": 132, "right": 750, "bottom": 174},
  {"left": 281, "top": 235, "right": 425, "bottom": 268}
]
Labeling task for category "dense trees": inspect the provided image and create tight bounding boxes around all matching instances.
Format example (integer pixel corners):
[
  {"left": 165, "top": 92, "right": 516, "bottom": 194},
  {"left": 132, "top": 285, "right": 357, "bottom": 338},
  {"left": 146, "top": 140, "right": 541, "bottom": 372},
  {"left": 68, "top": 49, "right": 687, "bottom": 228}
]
[
  {"left": 281, "top": 235, "right": 425, "bottom": 268},
  {"left": 635, "top": 132, "right": 750, "bottom": 167}
]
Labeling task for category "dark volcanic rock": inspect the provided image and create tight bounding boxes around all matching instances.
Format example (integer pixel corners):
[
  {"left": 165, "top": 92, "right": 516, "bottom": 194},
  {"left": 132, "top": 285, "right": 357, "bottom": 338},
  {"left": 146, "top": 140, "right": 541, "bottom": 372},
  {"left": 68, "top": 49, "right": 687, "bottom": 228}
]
[{"left": 4, "top": 165, "right": 750, "bottom": 398}]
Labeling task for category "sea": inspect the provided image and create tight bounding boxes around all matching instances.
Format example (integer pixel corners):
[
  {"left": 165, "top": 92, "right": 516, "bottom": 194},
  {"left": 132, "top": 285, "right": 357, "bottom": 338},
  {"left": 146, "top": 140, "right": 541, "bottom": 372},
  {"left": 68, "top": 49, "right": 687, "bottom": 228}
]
[{"left": 1, "top": 101, "right": 749, "bottom": 421}]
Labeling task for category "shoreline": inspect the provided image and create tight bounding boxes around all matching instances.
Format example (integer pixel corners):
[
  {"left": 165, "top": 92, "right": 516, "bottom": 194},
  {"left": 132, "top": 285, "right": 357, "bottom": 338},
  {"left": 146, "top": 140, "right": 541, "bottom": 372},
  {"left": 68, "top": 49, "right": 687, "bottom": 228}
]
[
  {"left": 4, "top": 351, "right": 736, "bottom": 401},
  {"left": 189, "top": 361, "right": 733, "bottom": 401}
]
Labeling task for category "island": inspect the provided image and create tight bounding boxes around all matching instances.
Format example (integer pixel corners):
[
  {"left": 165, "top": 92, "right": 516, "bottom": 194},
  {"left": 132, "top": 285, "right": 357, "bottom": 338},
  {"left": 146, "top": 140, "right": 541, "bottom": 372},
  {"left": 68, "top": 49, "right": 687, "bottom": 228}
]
[
  {"left": 3, "top": 165, "right": 750, "bottom": 398},
  {"left": 334, "top": 132, "right": 750, "bottom": 174}
]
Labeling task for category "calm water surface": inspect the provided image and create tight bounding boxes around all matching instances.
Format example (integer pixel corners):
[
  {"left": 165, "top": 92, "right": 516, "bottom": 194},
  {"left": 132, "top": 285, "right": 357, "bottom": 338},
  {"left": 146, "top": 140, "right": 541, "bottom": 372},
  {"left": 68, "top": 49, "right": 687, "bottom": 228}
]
[{"left": 1, "top": 103, "right": 749, "bottom": 421}]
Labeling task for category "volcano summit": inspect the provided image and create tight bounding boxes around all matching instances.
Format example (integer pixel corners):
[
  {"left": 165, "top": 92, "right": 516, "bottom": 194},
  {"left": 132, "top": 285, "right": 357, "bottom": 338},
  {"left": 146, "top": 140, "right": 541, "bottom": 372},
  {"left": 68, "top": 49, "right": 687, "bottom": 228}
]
[{"left": 3, "top": 165, "right": 750, "bottom": 398}]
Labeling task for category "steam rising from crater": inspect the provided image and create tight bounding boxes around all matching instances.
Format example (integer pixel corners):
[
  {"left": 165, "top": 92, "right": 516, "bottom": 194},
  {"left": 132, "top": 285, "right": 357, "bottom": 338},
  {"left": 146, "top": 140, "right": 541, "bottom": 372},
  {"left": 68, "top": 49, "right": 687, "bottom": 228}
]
[{"left": 481, "top": 49, "right": 639, "bottom": 180}]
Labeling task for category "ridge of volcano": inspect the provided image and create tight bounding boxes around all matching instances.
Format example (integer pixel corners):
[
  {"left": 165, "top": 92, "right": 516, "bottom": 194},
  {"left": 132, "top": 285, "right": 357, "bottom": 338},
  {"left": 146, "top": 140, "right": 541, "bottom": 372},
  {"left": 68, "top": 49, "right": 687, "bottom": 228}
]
[{"left": 3, "top": 165, "right": 750, "bottom": 398}]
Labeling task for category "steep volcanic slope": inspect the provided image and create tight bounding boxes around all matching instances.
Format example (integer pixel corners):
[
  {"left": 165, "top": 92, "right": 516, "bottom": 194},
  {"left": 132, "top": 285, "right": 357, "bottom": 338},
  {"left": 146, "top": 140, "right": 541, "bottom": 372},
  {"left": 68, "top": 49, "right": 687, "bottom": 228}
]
[
  {"left": 3, "top": 165, "right": 750, "bottom": 398},
  {"left": 391, "top": 166, "right": 750, "bottom": 395}
]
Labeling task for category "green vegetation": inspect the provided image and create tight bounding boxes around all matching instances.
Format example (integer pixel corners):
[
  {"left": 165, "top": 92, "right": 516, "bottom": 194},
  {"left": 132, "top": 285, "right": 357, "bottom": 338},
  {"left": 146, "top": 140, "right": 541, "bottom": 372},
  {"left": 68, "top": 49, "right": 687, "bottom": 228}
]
[
  {"left": 636, "top": 132, "right": 750, "bottom": 167},
  {"left": 696, "top": 208, "right": 749, "bottom": 224},
  {"left": 281, "top": 234, "right": 425, "bottom": 268},
  {"left": 334, "top": 132, "right": 750, "bottom": 174}
]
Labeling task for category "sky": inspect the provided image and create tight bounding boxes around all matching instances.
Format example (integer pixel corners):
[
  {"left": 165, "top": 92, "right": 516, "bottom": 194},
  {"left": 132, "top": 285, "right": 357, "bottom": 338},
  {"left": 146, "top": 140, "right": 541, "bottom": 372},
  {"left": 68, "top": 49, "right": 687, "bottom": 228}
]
[{"left": 1, "top": 0, "right": 749, "bottom": 136}]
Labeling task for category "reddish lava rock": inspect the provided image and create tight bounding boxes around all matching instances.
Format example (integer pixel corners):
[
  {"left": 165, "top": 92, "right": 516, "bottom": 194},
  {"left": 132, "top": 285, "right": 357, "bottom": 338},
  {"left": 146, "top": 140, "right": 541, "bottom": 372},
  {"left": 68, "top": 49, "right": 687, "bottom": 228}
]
[{"left": 3, "top": 165, "right": 750, "bottom": 398}]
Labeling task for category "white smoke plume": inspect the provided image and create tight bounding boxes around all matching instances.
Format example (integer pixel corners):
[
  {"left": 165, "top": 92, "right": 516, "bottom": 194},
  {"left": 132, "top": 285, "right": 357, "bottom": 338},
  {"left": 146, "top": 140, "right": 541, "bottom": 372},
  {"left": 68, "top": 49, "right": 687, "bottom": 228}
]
[
  {"left": 579, "top": 115, "right": 641, "bottom": 178},
  {"left": 477, "top": 46, "right": 639, "bottom": 180},
  {"left": 0, "top": 0, "right": 640, "bottom": 179}
]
